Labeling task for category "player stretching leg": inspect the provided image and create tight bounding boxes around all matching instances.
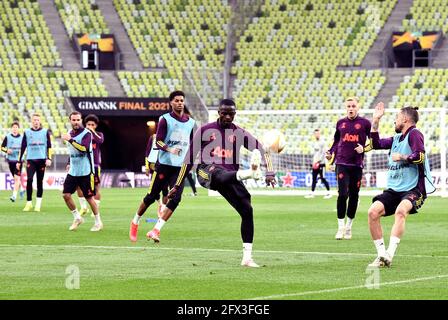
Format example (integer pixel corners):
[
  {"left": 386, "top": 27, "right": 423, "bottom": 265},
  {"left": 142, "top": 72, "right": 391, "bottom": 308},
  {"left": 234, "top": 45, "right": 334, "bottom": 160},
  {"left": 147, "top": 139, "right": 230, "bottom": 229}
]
[{"left": 148, "top": 99, "right": 276, "bottom": 267}]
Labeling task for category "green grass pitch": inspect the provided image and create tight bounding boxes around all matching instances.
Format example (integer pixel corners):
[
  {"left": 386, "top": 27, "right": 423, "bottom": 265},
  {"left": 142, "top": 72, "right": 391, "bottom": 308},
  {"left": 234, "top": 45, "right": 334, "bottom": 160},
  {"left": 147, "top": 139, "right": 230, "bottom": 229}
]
[{"left": 1, "top": 188, "right": 447, "bottom": 300}]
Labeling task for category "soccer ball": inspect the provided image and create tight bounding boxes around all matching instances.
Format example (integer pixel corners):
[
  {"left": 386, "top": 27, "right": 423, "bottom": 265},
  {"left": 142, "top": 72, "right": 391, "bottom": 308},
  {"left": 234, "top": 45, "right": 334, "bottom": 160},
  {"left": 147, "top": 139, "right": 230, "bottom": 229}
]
[{"left": 262, "top": 129, "right": 286, "bottom": 153}]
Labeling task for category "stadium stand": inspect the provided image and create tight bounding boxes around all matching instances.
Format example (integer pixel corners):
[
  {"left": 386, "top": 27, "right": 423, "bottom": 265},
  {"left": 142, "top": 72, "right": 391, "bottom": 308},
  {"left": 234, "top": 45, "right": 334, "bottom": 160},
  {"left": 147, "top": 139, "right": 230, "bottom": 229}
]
[
  {"left": 402, "top": 0, "right": 448, "bottom": 33},
  {"left": 55, "top": 0, "right": 110, "bottom": 37},
  {"left": 113, "top": 0, "right": 230, "bottom": 105},
  {"left": 0, "top": 67, "right": 108, "bottom": 154},
  {"left": 117, "top": 70, "right": 179, "bottom": 98},
  {"left": 0, "top": 1, "right": 108, "bottom": 155},
  {"left": 388, "top": 68, "right": 448, "bottom": 154},
  {"left": 233, "top": 0, "right": 396, "bottom": 109},
  {"left": 229, "top": 0, "right": 398, "bottom": 154},
  {"left": 0, "top": 0, "right": 62, "bottom": 68},
  {"left": 234, "top": 69, "right": 385, "bottom": 154}
]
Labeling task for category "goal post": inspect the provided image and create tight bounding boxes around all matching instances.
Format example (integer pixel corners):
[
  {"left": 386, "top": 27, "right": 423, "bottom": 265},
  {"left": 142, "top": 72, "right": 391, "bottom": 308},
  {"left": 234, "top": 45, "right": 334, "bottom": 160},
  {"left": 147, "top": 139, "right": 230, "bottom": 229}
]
[{"left": 204, "top": 108, "right": 447, "bottom": 197}]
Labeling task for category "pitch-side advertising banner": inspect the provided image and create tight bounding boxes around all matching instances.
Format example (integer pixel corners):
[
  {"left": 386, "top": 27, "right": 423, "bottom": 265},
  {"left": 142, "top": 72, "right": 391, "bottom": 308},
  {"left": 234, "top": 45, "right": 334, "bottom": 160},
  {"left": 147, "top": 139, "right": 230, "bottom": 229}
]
[
  {"left": 0, "top": 172, "right": 137, "bottom": 190},
  {"left": 0, "top": 172, "right": 66, "bottom": 191},
  {"left": 1, "top": 171, "right": 445, "bottom": 190}
]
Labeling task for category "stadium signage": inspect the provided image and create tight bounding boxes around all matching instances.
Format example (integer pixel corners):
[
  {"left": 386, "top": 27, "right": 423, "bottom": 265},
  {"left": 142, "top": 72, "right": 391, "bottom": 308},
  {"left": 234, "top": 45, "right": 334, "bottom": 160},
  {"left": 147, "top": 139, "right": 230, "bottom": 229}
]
[{"left": 71, "top": 97, "right": 170, "bottom": 116}]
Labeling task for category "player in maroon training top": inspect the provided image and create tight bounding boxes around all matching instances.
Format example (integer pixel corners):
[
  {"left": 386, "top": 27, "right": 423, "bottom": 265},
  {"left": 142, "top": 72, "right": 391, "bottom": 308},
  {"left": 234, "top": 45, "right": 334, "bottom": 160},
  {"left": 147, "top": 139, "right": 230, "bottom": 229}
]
[
  {"left": 326, "top": 97, "right": 372, "bottom": 240},
  {"left": 148, "top": 98, "right": 276, "bottom": 268}
]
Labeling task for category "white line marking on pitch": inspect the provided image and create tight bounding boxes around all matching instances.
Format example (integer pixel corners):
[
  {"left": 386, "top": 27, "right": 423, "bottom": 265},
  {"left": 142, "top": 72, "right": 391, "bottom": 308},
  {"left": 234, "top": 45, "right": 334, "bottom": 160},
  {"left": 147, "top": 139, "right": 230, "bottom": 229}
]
[
  {"left": 0, "top": 244, "right": 447, "bottom": 260},
  {"left": 248, "top": 274, "right": 448, "bottom": 300}
]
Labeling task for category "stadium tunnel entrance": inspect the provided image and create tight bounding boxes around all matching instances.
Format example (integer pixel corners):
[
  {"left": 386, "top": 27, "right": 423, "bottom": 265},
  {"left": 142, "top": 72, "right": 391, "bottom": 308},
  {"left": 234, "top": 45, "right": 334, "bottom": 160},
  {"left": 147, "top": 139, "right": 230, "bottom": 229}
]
[
  {"left": 97, "top": 116, "right": 158, "bottom": 172},
  {"left": 69, "top": 97, "right": 171, "bottom": 172}
]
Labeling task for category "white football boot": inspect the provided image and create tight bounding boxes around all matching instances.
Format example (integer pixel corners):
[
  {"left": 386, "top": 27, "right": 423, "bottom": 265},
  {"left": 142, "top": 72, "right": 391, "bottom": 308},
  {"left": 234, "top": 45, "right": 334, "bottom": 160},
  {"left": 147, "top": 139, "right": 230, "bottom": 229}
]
[
  {"left": 335, "top": 228, "right": 344, "bottom": 240},
  {"left": 241, "top": 258, "right": 260, "bottom": 268}
]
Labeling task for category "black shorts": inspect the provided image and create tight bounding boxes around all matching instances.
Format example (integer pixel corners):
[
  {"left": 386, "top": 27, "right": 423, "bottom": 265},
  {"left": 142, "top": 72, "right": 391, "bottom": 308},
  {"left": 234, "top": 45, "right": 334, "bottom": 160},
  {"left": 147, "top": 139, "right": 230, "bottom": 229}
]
[
  {"left": 94, "top": 166, "right": 101, "bottom": 185},
  {"left": 63, "top": 174, "right": 96, "bottom": 198},
  {"left": 8, "top": 161, "right": 20, "bottom": 176},
  {"left": 373, "top": 187, "right": 425, "bottom": 216},
  {"left": 196, "top": 164, "right": 217, "bottom": 190}
]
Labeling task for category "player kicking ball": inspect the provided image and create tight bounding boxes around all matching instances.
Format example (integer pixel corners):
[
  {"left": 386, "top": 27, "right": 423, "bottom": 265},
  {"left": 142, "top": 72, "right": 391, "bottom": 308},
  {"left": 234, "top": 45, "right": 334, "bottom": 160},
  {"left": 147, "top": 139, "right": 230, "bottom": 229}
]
[{"left": 147, "top": 99, "right": 276, "bottom": 268}]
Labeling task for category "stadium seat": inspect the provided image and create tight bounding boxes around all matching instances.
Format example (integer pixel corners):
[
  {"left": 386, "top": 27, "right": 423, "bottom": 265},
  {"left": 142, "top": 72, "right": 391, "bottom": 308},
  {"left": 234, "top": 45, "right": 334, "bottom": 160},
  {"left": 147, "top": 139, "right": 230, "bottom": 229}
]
[
  {"left": 402, "top": 0, "right": 448, "bottom": 34},
  {"left": 388, "top": 68, "right": 448, "bottom": 154},
  {"left": 113, "top": 0, "right": 230, "bottom": 106},
  {"left": 55, "top": 0, "right": 110, "bottom": 36},
  {"left": 0, "top": 67, "right": 108, "bottom": 154},
  {"left": 0, "top": 0, "right": 61, "bottom": 68}
]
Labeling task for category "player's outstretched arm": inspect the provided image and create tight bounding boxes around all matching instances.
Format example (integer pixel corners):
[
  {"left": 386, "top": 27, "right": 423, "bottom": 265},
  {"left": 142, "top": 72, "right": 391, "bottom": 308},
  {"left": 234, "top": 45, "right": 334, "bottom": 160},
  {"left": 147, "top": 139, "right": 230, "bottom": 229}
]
[
  {"left": 371, "top": 101, "right": 385, "bottom": 132},
  {"left": 370, "top": 102, "right": 393, "bottom": 150},
  {"left": 262, "top": 151, "right": 276, "bottom": 188}
]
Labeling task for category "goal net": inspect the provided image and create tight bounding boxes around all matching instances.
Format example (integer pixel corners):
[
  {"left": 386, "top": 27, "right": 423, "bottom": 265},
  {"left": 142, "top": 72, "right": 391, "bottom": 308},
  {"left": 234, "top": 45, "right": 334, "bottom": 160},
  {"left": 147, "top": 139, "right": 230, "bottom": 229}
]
[{"left": 210, "top": 108, "right": 448, "bottom": 197}]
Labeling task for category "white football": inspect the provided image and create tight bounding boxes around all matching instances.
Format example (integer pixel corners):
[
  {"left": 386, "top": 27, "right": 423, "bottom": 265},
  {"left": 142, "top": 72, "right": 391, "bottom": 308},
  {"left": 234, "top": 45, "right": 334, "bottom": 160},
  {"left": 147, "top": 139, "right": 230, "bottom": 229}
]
[{"left": 262, "top": 129, "right": 286, "bottom": 153}]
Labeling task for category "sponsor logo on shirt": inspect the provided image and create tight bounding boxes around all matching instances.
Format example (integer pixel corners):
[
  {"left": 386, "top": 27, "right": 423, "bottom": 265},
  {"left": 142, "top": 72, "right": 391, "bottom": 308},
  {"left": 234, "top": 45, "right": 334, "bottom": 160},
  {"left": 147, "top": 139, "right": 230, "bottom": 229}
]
[
  {"left": 342, "top": 133, "right": 359, "bottom": 142},
  {"left": 211, "top": 146, "right": 233, "bottom": 158}
]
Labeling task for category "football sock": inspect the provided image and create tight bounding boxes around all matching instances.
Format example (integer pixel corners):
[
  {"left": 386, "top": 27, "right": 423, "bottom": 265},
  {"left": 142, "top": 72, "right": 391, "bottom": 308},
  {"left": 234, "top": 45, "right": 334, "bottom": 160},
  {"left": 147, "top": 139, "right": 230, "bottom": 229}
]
[
  {"left": 346, "top": 218, "right": 354, "bottom": 229},
  {"left": 154, "top": 218, "right": 166, "bottom": 231},
  {"left": 338, "top": 218, "right": 345, "bottom": 229},
  {"left": 387, "top": 236, "right": 400, "bottom": 258},
  {"left": 94, "top": 213, "right": 102, "bottom": 225},
  {"left": 12, "top": 190, "right": 18, "bottom": 198},
  {"left": 236, "top": 169, "right": 253, "bottom": 181},
  {"left": 79, "top": 197, "right": 87, "bottom": 210},
  {"left": 133, "top": 213, "right": 142, "bottom": 225},
  {"left": 374, "top": 238, "right": 387, "bottom": 257},
  {"left": 72, "top": 209, "right": 81, "bottom": 220},
  {"left": 35, "top": 197, "right": 42, "bottom": 208},
  {"left": 243, "top": 243, "right": 253, "bottom": 261}
]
